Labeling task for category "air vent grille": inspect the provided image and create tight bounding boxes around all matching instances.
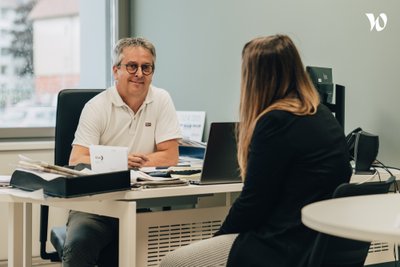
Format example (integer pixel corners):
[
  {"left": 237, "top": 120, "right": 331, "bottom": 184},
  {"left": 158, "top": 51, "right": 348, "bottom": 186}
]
[
  {"left": 146, "top": 220, "right": 223, "bottom": 266},
  {"left": 369, "top": 241, "right": 390, "bottom": 253}
]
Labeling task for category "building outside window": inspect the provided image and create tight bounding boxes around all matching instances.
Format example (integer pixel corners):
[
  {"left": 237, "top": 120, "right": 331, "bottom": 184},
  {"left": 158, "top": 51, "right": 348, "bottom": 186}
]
[{"left": 0, "top": 0, "right": 80, "bottom": 129}]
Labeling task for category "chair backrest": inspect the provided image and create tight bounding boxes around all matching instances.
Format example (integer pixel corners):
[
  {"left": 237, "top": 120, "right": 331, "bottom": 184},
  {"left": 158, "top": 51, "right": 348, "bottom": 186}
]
[
  {"left": 307, "top": 176, "right": 396, "bottom": 267},
  {"left": 54, "top": 89, "right": 104, "bottom": 166},
  {"left": 40, "top": 88, "right": 103, "bottom": 261}
]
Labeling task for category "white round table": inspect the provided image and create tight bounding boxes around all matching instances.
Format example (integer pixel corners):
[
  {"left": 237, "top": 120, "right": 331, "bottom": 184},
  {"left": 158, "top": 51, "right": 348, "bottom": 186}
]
[{"left": 301, "top": 193, "right": 400, "bottom": 242}]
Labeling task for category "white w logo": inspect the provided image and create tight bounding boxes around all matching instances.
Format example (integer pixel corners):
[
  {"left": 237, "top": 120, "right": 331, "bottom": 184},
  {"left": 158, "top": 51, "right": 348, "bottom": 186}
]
[{"left": 365, "top": 13, "right": 388, "bottom": 32}]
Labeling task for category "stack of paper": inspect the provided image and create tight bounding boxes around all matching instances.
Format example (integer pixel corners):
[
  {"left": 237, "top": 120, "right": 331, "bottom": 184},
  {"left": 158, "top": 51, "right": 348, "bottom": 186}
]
[
  {"left": 16, "top": 155, "right": 86, "bottom": 177},
  {"left": 131, "top": 170, "right": 189, "bottom": 188},
  {"left": 0, "top": 175, "right": 11, "bottom": 187}
]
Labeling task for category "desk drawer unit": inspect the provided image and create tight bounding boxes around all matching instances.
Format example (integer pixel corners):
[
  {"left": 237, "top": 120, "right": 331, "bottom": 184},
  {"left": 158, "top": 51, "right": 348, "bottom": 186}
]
[{"left": 136, "top": 206, "right": 230, "bottom": 267}]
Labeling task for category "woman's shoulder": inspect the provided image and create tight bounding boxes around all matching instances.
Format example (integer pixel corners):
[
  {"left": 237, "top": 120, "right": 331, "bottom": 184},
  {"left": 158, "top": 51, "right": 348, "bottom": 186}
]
[
  {"left": 258, "top": 109, "right": 294, "bottom": 126},
  {"left": 254, "top": 110, "right": 294, "bottom": 137},
  {"left": 261, "top": 104, "right": 331, "bottom": 123},
  {"left": 317, "top": 103, "right": 332, "bottom": 114}
]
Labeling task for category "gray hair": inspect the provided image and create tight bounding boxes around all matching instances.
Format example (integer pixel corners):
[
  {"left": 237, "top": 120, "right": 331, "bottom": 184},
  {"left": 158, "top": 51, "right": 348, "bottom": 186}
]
[{"left": 113, "top": 37, "right": 156, "bottom": 66}]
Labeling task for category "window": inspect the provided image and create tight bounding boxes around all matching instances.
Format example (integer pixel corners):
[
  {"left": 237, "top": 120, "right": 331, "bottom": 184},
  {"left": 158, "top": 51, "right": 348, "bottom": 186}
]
[
  {"left": 0, "top": 0, "right": 79, "bottom": 130},
  {"left": 0, "top": 66, "right": 6, "bottom": 75},
  {"left": 0, "top": 0, "right": 116, "bottom": 139},
  {"left": 1, "top": 48, "right": 10, "bottom": 56},
  {"left": 1, "top": 7, "right": 9, "bottom": 18}
]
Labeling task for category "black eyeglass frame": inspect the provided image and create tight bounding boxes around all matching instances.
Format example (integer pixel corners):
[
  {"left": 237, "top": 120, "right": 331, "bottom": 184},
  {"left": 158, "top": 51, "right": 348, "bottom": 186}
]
[{"left": 118, "top": 63, "right": 155, "bottom": 76}]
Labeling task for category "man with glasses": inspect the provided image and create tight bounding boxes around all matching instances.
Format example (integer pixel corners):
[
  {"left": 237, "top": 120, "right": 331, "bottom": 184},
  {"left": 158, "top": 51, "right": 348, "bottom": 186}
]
[{"left": 63, "top": 37, "right": 182, "bottom": 267}]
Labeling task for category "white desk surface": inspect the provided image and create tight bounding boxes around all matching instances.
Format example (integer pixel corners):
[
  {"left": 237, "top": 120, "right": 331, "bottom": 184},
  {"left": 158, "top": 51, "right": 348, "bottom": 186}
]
[
  {"left": 302, "top": 193, "right": 400, "bottom": 243},
  {"left": 0, "top": 182, "right": 243, "bottom": 202}
]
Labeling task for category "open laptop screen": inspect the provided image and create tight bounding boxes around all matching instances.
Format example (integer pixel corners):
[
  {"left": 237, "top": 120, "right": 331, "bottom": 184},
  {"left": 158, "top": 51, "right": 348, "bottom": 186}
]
[{"left": 194, "top": 122, "right": 241, "bottom": 184}]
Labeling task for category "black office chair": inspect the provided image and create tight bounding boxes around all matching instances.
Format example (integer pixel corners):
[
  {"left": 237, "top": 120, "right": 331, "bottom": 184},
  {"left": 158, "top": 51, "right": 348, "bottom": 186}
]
[
  {"left": 40, "top": 89, "right": 103, "bottom": 261},
  {"left": 307, "top": 175, "right": 396, "bottom": 267}
]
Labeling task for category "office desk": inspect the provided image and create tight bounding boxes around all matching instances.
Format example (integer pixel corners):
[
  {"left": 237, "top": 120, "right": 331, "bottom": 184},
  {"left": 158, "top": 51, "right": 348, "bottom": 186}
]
[
  {"left": 301, "top": 193, "right": 400, "bottom": 243},
  {"left": 0, "top": 183, "right": 243, "bottom": 267}
]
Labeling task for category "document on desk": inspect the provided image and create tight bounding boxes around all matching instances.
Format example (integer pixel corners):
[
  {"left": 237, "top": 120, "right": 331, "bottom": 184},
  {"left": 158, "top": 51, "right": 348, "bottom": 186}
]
[
  {"left": 90, "top": 145, "right": 128, "bottom": 173},
  {"left": 15, "top": 168, "right": 65, "bottom": 181},
  {"left": 177, "top": 111, "right": 206, "bottom": 143},
  {"left": 0, "top": 175, "right": 11, "bottom": 187},
  {"left": 130, "top": 170, "right": 189, "bottom": 188},
  {"left": 0, "top": 187, "right": 46, "bottom": 200},
  {"left": 17, "top": 154, "right": 87, "bottom": 177}
]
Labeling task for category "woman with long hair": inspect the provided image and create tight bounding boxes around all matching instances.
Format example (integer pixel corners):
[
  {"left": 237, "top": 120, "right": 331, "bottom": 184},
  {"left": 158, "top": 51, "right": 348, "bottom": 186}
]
[{"left": 160, "top": 34, "right": 352, "bottom": 267}]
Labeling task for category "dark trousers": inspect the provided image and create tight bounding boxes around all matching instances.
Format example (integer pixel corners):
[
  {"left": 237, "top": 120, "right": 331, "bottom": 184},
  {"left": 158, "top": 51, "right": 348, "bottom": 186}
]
[{"left": 62, "top": 211, "right": 119, "bottom": 267}]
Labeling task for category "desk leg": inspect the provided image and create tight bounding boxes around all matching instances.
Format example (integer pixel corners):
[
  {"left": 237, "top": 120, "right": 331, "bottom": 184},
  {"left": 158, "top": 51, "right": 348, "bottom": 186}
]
[
  {"left": 8, "top": 202, "right": 23, "bottom": 267},
  {"left": 24, "top": 203, "right": 32, "bottom": 267},
  {"left": 118, "top": 201, "right": 137, "bottom": 267},
  {"left": 54, "top": 200, "right": 138, "bottom": 266}
]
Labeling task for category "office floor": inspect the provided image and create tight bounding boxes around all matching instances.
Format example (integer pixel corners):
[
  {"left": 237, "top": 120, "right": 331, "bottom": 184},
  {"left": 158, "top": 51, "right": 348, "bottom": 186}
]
[{"left": 0, "top": 257, "right": 61, "bottom": 266}]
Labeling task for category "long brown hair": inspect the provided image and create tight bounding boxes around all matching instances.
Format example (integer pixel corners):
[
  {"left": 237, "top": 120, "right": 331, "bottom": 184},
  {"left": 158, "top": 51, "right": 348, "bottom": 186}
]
[{"left": 238, "top": 34, "right": 320, "bottom": 179}]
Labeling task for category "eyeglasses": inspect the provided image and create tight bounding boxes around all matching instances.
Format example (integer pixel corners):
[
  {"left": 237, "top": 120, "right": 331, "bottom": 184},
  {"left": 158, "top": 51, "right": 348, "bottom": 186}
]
[{"left": 118, "top": 63, "right": 154, "bottom": 76}]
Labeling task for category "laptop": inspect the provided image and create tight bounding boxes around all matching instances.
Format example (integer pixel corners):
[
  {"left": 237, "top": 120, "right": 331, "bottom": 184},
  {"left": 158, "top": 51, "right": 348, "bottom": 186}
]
[{"left": 189, "top": 122, "right": 242, "bottom": 185}]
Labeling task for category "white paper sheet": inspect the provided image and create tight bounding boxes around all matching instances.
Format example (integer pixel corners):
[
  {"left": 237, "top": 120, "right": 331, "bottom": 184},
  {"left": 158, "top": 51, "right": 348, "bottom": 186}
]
[{"left": 90, "top": 145, "right": 128, "bottom": 173}]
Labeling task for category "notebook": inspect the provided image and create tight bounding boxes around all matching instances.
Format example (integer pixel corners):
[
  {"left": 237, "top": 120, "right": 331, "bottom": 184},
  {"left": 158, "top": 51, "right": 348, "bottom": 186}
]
[{"left": 189, "top": 122, "right": 242, "bottom": 185}]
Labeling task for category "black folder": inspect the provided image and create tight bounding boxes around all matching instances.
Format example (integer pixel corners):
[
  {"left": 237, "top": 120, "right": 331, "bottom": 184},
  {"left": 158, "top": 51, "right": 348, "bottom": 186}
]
[{"left": 10, "top": 169, "right": 131, "bottom": 198}]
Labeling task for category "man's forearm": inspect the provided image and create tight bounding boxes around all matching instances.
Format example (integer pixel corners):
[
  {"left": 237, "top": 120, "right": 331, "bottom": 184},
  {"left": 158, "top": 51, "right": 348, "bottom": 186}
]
[
  {"left": 145, "top": 150, "right": 179, "bottom": 167},
  {"left": 69, "top": 155, "right": 91, "bottom": 166}
]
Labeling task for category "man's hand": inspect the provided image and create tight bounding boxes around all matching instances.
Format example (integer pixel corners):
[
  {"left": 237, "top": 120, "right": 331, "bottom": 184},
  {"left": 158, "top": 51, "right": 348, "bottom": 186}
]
[{"left": 128, "top": 153, "right": 150, "bottom": 168}]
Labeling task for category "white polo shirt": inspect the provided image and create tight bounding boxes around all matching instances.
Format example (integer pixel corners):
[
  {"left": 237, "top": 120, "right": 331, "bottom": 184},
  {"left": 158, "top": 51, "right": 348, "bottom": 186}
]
[{"left": 72, "top": 85, "right": 182, "bottom": 154}]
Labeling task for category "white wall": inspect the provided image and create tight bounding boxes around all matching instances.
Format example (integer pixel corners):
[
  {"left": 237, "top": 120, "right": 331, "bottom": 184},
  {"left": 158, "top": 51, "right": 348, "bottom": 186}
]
[{"left": 130, "top": 0, "right": 400, "bottom": 167}]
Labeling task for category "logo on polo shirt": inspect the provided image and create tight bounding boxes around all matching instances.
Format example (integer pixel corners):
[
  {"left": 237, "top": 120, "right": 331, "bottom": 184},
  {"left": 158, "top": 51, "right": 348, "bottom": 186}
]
[{"left": 145, "top": 122, "right": 152, "bottom": 127}]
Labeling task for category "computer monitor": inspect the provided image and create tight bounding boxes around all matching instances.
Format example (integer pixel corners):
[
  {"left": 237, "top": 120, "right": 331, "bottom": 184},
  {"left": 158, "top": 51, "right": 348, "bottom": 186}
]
[
  {"left": 306, "top": 66, "right": 333, "bottom": 104},
  {"left": 306, "top": 66, "right": 345, "bottom": 128}
]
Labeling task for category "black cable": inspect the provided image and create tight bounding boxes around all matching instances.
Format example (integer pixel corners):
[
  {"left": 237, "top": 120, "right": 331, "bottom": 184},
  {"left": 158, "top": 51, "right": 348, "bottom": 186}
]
[
  {"left": 372, "top": 166, "right": 382, "bottom": 182},
  {"left": 372, "top": 159, "right": 394, "bottom": 177},
  {"left": 380, "top": 165, "right": 400, "bottom": 172},
  {"left": 371, "top": 159, "right": 399, "bottom": 193}
]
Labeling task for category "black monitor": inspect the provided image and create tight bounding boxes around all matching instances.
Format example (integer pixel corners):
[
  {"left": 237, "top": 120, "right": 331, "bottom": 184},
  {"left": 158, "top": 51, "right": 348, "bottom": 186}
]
[
  {"left": 306, "top": 66, "right": 345, "bottom": 128},
  {"left": 306, "top": 66, "right": 333, "bottom": 104}
]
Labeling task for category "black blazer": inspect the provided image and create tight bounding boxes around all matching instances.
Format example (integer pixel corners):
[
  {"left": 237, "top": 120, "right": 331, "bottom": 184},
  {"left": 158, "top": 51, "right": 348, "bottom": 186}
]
[{"left": 216, "top": 104, "right": 352, "bottom": 267}]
